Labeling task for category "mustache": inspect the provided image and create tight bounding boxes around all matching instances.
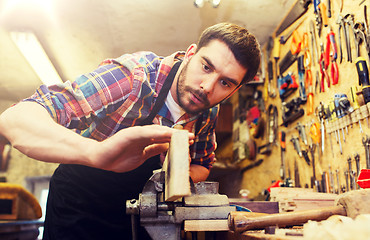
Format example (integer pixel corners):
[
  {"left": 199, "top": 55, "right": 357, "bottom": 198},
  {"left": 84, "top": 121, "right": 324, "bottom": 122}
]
[{"left": 185, "top": 86, "right": 210, "bottom": 106}]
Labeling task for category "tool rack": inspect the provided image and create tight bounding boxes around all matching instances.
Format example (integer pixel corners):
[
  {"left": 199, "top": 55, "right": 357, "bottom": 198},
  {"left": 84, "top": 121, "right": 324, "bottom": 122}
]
[{"left": 226, "top": 0, "right": 370, "bottom": 200}]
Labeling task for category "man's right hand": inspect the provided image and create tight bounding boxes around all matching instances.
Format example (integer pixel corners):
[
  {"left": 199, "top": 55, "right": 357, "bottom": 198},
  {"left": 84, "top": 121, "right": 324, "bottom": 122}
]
[
  {"left": 88, "top": 125, "right": 194, "bottom": 172},
  {"left": 0, "top": 102, "right": 194, "bottom": 172}
]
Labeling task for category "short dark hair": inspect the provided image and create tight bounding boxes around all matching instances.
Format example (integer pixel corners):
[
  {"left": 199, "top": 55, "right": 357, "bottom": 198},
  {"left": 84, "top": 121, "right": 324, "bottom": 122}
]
[{"left": 196, "top": 22, "right": 261, "bottom": 84}]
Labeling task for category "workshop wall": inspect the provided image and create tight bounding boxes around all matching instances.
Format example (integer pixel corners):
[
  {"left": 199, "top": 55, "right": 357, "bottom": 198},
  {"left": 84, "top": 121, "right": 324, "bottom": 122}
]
[{"left": 230, "top": 0, "right": 370, "bottom": 199}]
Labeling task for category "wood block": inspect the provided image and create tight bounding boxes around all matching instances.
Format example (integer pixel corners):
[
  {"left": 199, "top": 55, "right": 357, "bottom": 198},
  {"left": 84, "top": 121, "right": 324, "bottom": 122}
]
[
  {"left": 270, "top": 188, "right": 337, "bottom": 212},
  {"left": 163, "top": 130, "right": 191, "bottom": 202},
  {"left": 184, "top": 220, "right": 229, "bottom": 232}
]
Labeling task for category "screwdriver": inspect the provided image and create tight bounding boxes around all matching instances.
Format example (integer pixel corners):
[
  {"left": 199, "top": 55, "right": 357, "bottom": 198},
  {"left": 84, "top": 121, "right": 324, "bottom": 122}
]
[
  {"left": 329, "top": 100, "right": 342, "bottom": 154},
  {"left": 333, "top": 95, "right": 346, "bottom": 142},
  {"left": 335, "top": 93, "right": 350, "bottom": 135},
  {"left": 356, "top": 57, "right": 370, "bottom": 104},
  {"left": 356, "top": 58, "right": 370, "bottom": 127},
  {"left": 323, "top": 103, "right": 335, "bottom": 156},
  {"left": 337, "top": 94, "right": 353, "bottom": 132},
  {"left": 316, "top": 102, "right": 326, "bottom": 155}
]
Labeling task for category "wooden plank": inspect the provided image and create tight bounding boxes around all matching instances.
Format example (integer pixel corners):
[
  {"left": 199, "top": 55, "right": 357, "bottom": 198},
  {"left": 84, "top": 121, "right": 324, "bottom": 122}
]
[
  {"left": 164, "top": 130, "right": 191, "bottom": 202},
  {"left": 184, "top": 220, "right": 229, "bottom": 232}
]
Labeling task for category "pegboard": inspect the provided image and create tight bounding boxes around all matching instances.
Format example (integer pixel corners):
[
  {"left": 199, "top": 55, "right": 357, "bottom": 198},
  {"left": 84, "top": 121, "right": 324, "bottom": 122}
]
[{"left": 238, "top": 0, "right": 370, "bottom": 199}]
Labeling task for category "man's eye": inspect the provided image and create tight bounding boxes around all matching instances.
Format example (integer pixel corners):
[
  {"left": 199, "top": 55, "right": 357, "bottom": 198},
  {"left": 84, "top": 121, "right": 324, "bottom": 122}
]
[{"left": 220, "top": 80, "right": 230, "bottom": 87}]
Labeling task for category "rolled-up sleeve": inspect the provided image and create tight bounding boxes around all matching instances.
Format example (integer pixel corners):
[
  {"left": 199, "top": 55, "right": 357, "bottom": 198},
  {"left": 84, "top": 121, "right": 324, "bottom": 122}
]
[
  {"left": 24, "top": 61, "right": 134, "bottom": 130},
  {"left": 190, "top": 107, "right": 218, "bottom": 169}
]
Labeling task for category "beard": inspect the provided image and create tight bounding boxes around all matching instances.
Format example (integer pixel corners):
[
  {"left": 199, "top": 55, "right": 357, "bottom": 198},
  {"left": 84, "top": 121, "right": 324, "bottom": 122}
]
[{"left": 176, "top": 61, "right": 211, "bottom": 115}]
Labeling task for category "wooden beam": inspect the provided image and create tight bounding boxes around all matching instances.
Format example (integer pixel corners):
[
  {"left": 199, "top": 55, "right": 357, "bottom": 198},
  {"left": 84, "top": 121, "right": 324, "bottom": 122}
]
[{"left": 163, "top": 130, "right": 191, "bottom": 202}]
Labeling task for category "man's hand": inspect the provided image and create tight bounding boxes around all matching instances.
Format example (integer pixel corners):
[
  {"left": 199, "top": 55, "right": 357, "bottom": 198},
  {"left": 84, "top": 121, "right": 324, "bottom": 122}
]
[
  {"left": 89, "top": 125, "right": 194, "bottom": 172},
  {"left": 0, "top": 102, "right": 194, "bottom": 173}
]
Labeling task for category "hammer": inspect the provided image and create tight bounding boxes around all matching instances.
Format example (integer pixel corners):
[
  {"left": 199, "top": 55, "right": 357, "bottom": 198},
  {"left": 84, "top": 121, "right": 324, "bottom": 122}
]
[{"left": 228, "top": 189, "right": 370, "bottom": 233}]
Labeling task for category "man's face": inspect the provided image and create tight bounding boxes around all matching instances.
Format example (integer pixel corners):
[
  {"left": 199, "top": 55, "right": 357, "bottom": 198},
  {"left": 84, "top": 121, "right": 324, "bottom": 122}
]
[{"left": 175, "top": 40, "right": 247, "bottom": 115}]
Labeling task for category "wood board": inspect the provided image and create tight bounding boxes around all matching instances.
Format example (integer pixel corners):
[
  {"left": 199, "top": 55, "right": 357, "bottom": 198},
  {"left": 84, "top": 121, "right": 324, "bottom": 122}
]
[{"left": 163, "top": 130, "right": 191, "bottom": 201}]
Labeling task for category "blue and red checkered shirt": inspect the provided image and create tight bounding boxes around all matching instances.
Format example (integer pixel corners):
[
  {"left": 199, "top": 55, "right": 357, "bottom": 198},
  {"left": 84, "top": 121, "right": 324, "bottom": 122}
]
[{"left": 25, "top": 51, "right": 218, "bottom": 169}]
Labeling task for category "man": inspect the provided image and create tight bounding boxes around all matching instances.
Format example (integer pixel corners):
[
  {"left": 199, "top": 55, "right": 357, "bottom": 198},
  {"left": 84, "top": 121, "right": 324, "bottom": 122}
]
[{"left": 0, "top": 22, "right": 260, "bottom": 239}]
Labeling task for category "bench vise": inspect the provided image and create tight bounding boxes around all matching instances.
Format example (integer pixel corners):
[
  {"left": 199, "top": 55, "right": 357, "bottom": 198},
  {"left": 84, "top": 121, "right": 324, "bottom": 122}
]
[{"left": 126, "top": 169, "right": 235, "bottom": 240}]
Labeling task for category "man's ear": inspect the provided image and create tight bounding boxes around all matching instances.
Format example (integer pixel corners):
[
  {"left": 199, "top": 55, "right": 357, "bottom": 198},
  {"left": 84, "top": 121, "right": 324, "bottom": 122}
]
[{"left": 184, "top": 44, "right": 197, "bottom": 61}]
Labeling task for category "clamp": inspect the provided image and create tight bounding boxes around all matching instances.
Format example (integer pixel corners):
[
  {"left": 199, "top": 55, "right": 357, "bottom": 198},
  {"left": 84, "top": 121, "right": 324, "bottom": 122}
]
[{"left": 126, "top": 170, "right": 235, "bottom": 240}]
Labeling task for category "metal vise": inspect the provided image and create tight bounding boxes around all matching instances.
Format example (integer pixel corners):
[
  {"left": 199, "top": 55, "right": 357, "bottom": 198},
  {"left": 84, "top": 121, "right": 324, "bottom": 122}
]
[{"left": 126, "top": 169, "right": 235, "bottom": 240}]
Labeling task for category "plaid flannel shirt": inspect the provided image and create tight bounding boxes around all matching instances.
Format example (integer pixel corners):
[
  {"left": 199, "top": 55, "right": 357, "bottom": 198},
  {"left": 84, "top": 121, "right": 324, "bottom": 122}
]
[{"left": 25, "top": 51, "right": 218, "bottom": 169}]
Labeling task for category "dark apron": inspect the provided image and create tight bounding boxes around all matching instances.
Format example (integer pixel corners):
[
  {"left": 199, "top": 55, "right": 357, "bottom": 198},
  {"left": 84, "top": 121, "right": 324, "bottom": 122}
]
[{"left": 43, "top": 62, "right": 181, "bottom": 240}]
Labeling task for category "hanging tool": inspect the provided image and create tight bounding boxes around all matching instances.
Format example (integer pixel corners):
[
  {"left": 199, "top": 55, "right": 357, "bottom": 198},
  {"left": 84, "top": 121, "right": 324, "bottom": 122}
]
[
  {"left": 363, "top": 135, "right": 370, "bottom": 169},
  {"left": 323, "top": 103, "right": 335, "bottom": 155},
  {"left": 343, "top": 14, "right": 354, "bottom": 62},
  {"left": 275, "top": 0, "right": 312, "bottom": 36},
  {"left": 355, "top": 153, "right": 360, "bottom": 178},
  {"left": 296, "top": 122, "right": 308, "bottom": 146},
  {"left": 319, "top": 43, "right": 330, "bottom": 92},
  {"left": 306, "top": 68, "right": 314, "bottom": 115},
  {"left": 336, "top": 14, "right": 346, "bottom": 63},
  {"left": 363, "top": 5, "right": 370, "bottom": 63},
  {"left": 282, "top": 97, "right": 305, "bottom": 127},
  {"left": 257, "top": 105, "right": 278, "bottom": 155},
  {"left": 316, "top": 102, "right": 327, "bottom": 155},
  {"left": 279, "top": 50, "right": 298, "bottom": 75},
  {"left": 297, "top": 55, "right": 307, "bottom": 102},
  {"left": 347, "top": 156, "right": 354, "bottom": 190},
  {"left": 278, "top": 73, "right": 299, "bottom": 100},
  {"left": 279, "top": 16, "right": 308, "bottom": 45},
  {"left": 291, "top": 30, "right": 302, "bottom": 55},
  {"left": 273, "top": 37, "right": 281, "bottom": 89},
  {"left": 329, "top": 100, "right": 342, "bottom": 154},
  {"left": 310, "top": 121, "right": 322, "bottom": 163},
  {"left": 337, "top": 94, "right": 353, "bottom": 133},
  {"left": 318, "top": 2, "right": 328, "bottom": 27},
  {"left": 314, "top": 0, "right": 323, "bottom": 36},
  {"left": 309, "top": 143, "right": 319, "bottom": 191},
  {"left": 353, "top": 22, "right": 367, "bottom": 59},
  {"left": 304, "top": 32, "right": 314, "bottom": 115},
  {"left": 280, "top": 131, "right": 286, "bottom": 181},
  {"left": 294, "top": 159, "right": 301, "bottom": 188},
  {"left": 291, "top": 135, "right": 303, "bottom": 158},
  {"left": 344, "top": 170, "right": 349, "bottom": 192},
  {"left": 322, "top": 171, "right": 330, "bottom": 193},
  {"left": 309, "top": 20, "right": 319, "bottom": 65},
  {"left": 326, "top": 28, "right": 339, "bottom": 85},
  {"left": 334, "top": 95, "right": 346, "bottom": 142},
  {"left": 356, "top": 57, "right": 370, "bottom": 104}
]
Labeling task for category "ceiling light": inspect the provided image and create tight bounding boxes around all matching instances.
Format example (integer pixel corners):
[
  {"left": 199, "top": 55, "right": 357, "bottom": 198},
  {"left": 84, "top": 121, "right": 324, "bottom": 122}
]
[
  {"left": 211, "top": 0, "right": 220, "bottom": 8},
  {"left": 194, "top": 0, "right": 204, "bottom": 8},
  {"left": 194, "top": 0, "right": 221, "bottom": 8},
  {"left": 10, "top": 31, "right": 63, "bottom": 86}
]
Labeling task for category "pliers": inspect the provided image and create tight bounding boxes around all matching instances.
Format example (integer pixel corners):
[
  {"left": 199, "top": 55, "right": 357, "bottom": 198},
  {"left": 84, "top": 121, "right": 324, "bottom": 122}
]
[
  {"left": 320, "top": 43, "right": 330, "bottom": 92},
  {"left": 325, "top": 28, "right": 339, "bottom": 85}
]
